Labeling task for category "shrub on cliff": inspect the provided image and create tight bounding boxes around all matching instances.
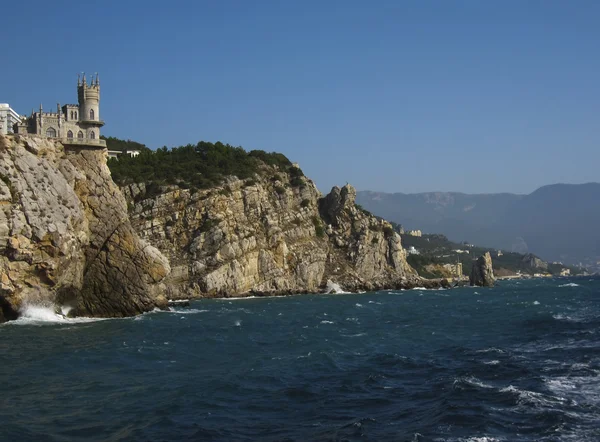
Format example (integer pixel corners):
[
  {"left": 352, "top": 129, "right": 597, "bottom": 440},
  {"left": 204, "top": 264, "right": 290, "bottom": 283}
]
[{"left": 107, "top": 139, "right": 294, "bottom": 191}]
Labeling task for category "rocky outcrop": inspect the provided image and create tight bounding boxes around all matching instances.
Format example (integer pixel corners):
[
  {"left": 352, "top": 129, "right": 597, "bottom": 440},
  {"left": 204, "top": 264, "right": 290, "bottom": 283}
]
[
  {"left": 521, "top": 253, "right": 548, "bottom": 271},
  {"left": 0, "top": 135, "right": 169, "bottom": 321},
  {"left": 123, "top": 173, "right": 421, "bottom": 298},
  {"left": 470, "top": 252, "right": 496, "bottom": 287}
]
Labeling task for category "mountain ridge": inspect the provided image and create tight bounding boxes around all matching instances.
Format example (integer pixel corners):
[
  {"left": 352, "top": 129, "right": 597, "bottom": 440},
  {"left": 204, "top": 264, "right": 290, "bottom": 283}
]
[{"left": 357, "top": 183, "right": 600, "bottom": 269}]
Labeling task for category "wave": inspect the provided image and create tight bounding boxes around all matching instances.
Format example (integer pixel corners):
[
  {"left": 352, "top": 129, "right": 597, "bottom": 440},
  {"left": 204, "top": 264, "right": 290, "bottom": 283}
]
[
  {"left": 499, "top": 385, "right": 570, "bottom": 407},
  {"left": 8, "top": 304, "right": 108, "bottom": 325},
  {"left": 325, "top": 280, "right": 350, "bottom": 294},
  {"left": 320, "top": 320, "right": 334, "bottom": 324},
  {"left": 559, "top": 283, "right": 580, "bottom": 288},
  {"left": 453, "top": 376, "right": 494, "bottom": 390},
  {"left": 475, "top": 347, "right": 506, "bottom": 354},
  {"left": 166, "top": 308, "right": 209, "bottom": 315}
]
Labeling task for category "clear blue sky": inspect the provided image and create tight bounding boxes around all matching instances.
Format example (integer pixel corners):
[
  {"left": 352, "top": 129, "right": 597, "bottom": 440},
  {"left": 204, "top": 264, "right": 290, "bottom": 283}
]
[{"left": 4, "top": 0, "right": 599, "bottom": 194}]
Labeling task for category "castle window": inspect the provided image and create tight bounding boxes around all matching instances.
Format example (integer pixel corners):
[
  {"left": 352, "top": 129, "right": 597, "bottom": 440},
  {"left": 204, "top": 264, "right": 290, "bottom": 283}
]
[
  {"left": 89, "top": 109, "right": 95, "bottom": 120},
  {"left": 67, "top": 130, "right": 73, "bottom": 139},
  {"left": 77, "top": 131, "right": 84, "bottom": 139},
  {"left": 46, "top": 127, "right": 57, "bottom": 138},
  {"left": 74, "top": 111, "right": 78, "bottom": 120},
  {"left": 90, "top": 131, "right": 96, "bottom": 139},
  {"left": 70, "top": 111, "right": 73, "bottom": 120}
]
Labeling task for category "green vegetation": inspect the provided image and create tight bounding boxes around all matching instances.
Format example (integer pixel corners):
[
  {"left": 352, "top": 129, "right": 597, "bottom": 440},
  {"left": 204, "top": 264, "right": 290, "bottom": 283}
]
[
  {"left": 312, "top": 216, "right": 325, "bottom": 238},
  {"left": 102, "top": 136, "right": 150, "bottom": 154},
  {"left": 355, "top": 204, "right": 372, "bottom": 216},
  {"left": 401, "top": 233, "right": 582, "bottom": 278},
  {"left": 107, "top": 138, "right": 299, "bottom": 193}
]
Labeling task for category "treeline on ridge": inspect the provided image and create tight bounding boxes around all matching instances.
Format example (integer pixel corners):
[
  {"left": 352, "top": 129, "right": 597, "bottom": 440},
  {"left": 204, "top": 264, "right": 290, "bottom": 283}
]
[{"left": 107, "top": 139, "right": 301, "bottom": 191}]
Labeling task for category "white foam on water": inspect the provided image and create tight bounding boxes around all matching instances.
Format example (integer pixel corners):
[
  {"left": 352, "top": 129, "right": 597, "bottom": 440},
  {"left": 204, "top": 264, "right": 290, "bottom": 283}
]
[
  {"left": 167, "top": 308, "right": 209, "bottom": 315},
  {"left": 533, "top": 301, "right": 540, "bottom": 305},
  {"left": 453, "top": 376, "right": 493, "bottom": 390},
  {"left": 325, "top": 280, "right": 350, "bottom": 294},
  {"left": 559, "top": 283, "right": 580, "bottom": 288},
  {"left": 8, "top": 304, "right": 108, "bottom": 325},
  {"left": 458, "top": 438, "right": 505, "bottom": 442},
  {"left": 234, "top": 320, "right": 242, "bottom": 327},
  {"left": 484, "top": 360, "right": 501, "bottom": 365},
  {"left": 320, "top": 320, "right": 334, "bottom": 324},
  {"left": 499, "top": 385, "right": 569, "bottom": 407},
  {"left": 355, "top": 303, "right": 363, "bottom": 308},
  {"left": 545, "top": 375, "right": 600, "bottom": 404},
  {"left": 476, "top": 347, "right": 506, "bottom": 354}
]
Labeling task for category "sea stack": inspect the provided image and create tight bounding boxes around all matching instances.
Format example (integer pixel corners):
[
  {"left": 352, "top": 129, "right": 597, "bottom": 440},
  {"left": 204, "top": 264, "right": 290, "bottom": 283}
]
[{"left": 470, "top": 252, "right": 496, "bottom": 287}]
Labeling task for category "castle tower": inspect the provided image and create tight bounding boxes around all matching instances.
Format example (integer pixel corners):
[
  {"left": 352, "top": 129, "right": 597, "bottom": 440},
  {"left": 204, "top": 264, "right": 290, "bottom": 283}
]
[{"left": 77, "top": 73, "right": 104, "bottom": 138}]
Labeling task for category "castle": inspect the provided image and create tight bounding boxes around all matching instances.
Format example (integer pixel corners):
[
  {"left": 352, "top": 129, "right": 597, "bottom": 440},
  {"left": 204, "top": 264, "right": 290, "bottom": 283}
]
[{"left": 13, "top": 73, "right": 106, "bottom": 147}]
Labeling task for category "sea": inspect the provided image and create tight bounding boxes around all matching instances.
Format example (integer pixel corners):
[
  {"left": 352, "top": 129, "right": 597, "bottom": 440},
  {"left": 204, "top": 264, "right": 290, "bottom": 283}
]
[{"left": 1, "top": 277, "right": 599, "bottom": 442}]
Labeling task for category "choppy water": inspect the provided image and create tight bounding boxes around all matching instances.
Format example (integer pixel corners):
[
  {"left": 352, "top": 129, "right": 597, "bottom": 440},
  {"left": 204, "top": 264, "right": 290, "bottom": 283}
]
[{"left": 1, "top": 278, "right": 599, "bottom": 441}]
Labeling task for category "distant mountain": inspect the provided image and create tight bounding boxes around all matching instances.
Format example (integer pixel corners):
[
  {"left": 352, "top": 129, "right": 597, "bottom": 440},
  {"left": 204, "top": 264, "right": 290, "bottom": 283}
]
[{"left": 356, "top": 183, "right": 600, "bottom": 266}]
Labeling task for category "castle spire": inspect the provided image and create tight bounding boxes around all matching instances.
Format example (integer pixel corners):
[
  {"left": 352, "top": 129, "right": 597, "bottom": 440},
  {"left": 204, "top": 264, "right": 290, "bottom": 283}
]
[
  {"left": 77, "top": 73, "right": 81, "bottom": 86},
  {"left": 82, "top": 72, "right": 86, "bottom": 86},
  {"left": 95, "top": 73, "right": 100, "bottom": 86}
]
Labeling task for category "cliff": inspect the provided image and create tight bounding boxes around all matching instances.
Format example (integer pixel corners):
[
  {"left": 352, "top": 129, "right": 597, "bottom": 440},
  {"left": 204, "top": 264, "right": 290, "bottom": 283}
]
[
  {"left": 0, "top": 135, "right": 169, "bottom": 322},
  {"left": 122, "top": 172, "right": 422, "bottom": 299}
]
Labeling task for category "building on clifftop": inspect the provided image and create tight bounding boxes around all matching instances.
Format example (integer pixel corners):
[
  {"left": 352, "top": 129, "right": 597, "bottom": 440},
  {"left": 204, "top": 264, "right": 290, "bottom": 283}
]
[
  {"left": 13, "top": 73, "right": 106, "bottom": 147},
  {"left": 0, "top": 104, "right": 20, "bottom": 135}
]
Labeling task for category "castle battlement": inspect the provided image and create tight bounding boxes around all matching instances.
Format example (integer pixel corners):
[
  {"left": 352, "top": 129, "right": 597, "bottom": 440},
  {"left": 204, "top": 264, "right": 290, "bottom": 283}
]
[{"left": 13, "top": 73, "right": 105, "bottom": 148}]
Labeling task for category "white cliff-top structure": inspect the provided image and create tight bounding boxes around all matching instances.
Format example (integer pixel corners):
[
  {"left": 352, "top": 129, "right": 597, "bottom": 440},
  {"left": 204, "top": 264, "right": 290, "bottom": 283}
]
[
  {"left": 0, "top": 104, "right": 20, "bottom": 136},
  {"left": 13, "top": 74, "right": 106, "bottom": 148}
]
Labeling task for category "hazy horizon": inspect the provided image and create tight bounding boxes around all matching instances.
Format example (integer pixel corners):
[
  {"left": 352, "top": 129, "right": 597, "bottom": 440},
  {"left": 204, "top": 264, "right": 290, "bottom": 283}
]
[{"left": 4, "top": 1, "right": 599, "bottom": 194}]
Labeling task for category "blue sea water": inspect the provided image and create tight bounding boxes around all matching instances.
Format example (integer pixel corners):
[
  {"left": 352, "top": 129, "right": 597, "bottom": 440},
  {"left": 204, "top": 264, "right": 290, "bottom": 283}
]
[{"left": 1, "top": 278, "right": 599, "bottom": 442}]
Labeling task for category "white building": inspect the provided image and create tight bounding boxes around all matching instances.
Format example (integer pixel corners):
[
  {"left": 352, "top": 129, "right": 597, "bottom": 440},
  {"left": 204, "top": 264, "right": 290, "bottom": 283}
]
[
  {"left": 407, "top": 246, "right": 420, "bottom": 255},
  {"left": 107, "top": 149, "right": 141, "bottom": 159},
  {"left": 0, "top": 104, "right": 20, "bottom": 135}
]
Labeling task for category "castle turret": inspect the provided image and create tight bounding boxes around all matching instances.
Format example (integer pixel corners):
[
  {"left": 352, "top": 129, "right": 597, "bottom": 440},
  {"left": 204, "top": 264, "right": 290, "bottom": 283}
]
[{"left": 77, "top": 73, "right": 103, "bottom": 139}]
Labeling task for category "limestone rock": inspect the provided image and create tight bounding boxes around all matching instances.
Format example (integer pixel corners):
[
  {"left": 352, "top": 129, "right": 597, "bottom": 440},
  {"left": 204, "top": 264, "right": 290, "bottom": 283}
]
[
  {"left": 0, "top": 134, "right": 168, "bottom": 321},
  {"left": 470, "top": 252, "right": 496, "bottom": 287},
  {"left": 124, "top": 176, "right": 421, "bottom": 298},
  {"left": 521, "top": 253, "right": 548, "bottom": 271}
]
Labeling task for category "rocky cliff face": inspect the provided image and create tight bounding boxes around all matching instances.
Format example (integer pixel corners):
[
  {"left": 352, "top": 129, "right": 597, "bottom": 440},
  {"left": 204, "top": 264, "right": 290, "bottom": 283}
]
[
  {"left": 470, "top": 252, "right": 496, "bottom": 287},
  {"left": 123, "top": 173, "right": 420, "bottom": 299},
  {"left": 0, "top": 135, "right": 169, "bottom": 322},
  {"left": 521, "top": 253, "right": 548, "bottom": 271}
]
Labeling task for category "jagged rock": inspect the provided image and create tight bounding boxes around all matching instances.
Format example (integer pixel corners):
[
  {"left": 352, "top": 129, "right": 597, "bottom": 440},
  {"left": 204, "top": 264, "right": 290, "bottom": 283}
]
[
  {"left": 470, "top": 252, "right": 496, "bottom": 287},
  {"left": 0, "top": 135, "right": 169, "bottom": 321},
  {"left": 123, "top": 176, "right": 421, "bottom": 298}
]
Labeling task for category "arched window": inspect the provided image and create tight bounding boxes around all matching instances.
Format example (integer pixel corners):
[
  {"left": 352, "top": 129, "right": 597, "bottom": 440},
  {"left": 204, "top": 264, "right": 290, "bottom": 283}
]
[
  {"left": 67, "top": 130, "right": 73, "bottom": 139},
  {"left": 89, "top": 109, "right": 94, "bottom": 120},
  {"left": 90, "top": 131, "right": 95, "bottom": 139},
  {"left": 70, "top": 111, "right": 73, "bottom": 120},
  {"left": 74, "top": 111, "right": 78, "bottom": 120},
  {"left": 46, "top": 127, "right": 57, "bottom": 138},
  {"left": 77, "top": 131, "right": 84, "bottom": 139}
]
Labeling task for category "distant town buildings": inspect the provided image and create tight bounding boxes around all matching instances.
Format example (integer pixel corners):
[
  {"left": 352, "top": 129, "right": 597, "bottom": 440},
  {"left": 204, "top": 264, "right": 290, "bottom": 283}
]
[
  {"left": 407, "top": 230, "right": 422, "bottom": 237},
  {"left": 0, "top": 104, "right": 20, "bottom": 135}
]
